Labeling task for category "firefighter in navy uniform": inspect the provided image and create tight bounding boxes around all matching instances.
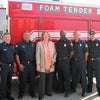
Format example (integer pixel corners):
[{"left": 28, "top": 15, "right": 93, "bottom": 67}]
[
  {"left": 16, "top": 31, "right": 36, "bottom": 99},
  {"left": 87, "top": 30, "right": 100, "bottom": 96},
  {"left": 0, "top": 33, "right": 15, "bottom": 100},
  {"left": 71, "top": 31, "right": 88, "bottom": 97},
  {"left": 56, "top": 30, "right": 74, "bottom": 97}
]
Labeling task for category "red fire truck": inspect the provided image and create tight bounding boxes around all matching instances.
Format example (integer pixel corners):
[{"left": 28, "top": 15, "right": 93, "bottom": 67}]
[
  {"left": 8, "top": 0, "right": 100, "bottom": 76},
  {"left": 8, "top": 0, "right": 100, "bottom": 45}
]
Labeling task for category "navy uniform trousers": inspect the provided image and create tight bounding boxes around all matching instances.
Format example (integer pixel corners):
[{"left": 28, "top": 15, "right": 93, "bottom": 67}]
[
  {"left": 18, "top": 63, "right": 35, "bottom": 97},
  {"left": 71, "top": 60, "right": 87, "bottom": 93},
  {"left": 0, "top": 65, "right": 13, "bottom": 99},
  {"left": 87, "top": 59, "right": 100, "bottom": 93},
  {"left": 58, "top": 58, "right": 71, "bottom": 93}
]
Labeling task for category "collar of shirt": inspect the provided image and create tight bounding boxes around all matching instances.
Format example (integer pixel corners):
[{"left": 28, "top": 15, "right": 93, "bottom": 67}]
[
  {"left": 74, "top": 39, "right": 81, "bottom": 43},
  {"left": 4, "top": 42, "right": 11, "bottom": 45},
  {"left": 60, "top": 38, "right": 67, "bottom": 42},
  {"left": 90, "top": 39, "right": 97, "bottom": 42},
  {"left": 23, "top": 40, "right": 31, "bottom": 44}
]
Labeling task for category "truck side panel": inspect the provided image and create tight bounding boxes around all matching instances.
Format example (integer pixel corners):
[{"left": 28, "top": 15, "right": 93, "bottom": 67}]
[
  {"left": 91, "top": 20, "right": 100, "bottom": 39},
  {"left": 10, "top": 18, "right": 39, "bottom": 44},
  {"left": 42, "top": 18, "right": 89, "bottom": 40}
]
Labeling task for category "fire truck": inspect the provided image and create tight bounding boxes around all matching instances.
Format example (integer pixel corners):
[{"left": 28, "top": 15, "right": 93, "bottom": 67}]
[
  {"left": 8, "top": 0, "right": 100, "bottom": 45},
  {"left": 8, "top": 0, "right": 100, "bottom": 76}
]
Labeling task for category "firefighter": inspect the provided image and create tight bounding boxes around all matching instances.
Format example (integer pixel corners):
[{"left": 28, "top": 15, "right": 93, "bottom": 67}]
[
  {"left": 56, "top": 30, "right": 74, "bottom": 97},
  {"left": 70, "top": 31, "right": 88, "bottom": 97},
  {"left": 0, "top": 33, "right": 15, "bottom": 100},
  {"left": 87, "top": 30, "right": 100, "bottom": 96},
  {"left": 16, "top": 30, "right": 36, "bottom": 99}
]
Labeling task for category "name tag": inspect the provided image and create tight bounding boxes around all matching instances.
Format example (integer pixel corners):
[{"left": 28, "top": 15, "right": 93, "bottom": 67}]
[
  {"left": 3, "top": 49, "right": 7, "bottom": 51},
  {"left": 22, "top": 46, "right": 25, "bottom": 48}
]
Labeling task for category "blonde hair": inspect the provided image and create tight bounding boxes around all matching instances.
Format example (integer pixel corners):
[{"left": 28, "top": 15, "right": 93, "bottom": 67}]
[{"left": 41, "top": 31, "right": 51, "bottom": 41}]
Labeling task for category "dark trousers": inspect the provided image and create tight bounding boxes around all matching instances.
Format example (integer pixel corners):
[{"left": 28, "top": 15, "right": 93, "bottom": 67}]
[
  {"left": 58, "top": 59, "right": 71, "bottom": 93},
  {"left": 0, "top": 65, "right": 13, "bottom": 99},
  {"left": 71, "top": 60, "right": 87, "bottom": 93},
  {"left": 18, "top": 63, "right": 35, "bottom": 96},
  {"left": 87, "top": 59, "right": 100, "bottom": 93},
  {"left": 38, "top": 72, "right": 53, "bottom": 98}
]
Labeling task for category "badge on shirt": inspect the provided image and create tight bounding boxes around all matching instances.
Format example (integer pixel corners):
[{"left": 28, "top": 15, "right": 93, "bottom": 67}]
[
  {"left": 80, "top": 44, "right": 82, "bottom": 47},
  {"left": 22, "top": 45, "right": 25, "bottom": 48},
  {"left": 96, "top": 43, "right": 99, "bottom": 47},
  {"left": 64, "top": 44, "right": 66, "bottom": 47},
  {"left": 70, "top": 42, "right": 73, "bottom": 46},
  {"left": 3, "top": 48, "right": 7, "bottom": 51},
  {"left": 85, "top": 44, "right": 88, "bottom": 48}
]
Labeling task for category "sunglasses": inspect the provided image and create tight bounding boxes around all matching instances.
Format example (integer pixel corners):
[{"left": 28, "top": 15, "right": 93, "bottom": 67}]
[{"left": 90, "top": 34, "right": 95, "bottom": 35}]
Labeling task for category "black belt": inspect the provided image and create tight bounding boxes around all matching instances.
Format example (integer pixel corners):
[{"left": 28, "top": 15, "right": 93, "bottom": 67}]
[
  {"left": 58, "top": 57, "right": 68, "bottom": 60},
  {"left": 0, "top": 62, "right": 13, "bottom": 66},
  {"left": 72, "top": 58, "right": 84, "bottom": 61},
  {"left": 22, "top": 61, "right": 32, "bottom": 64},
  {"left": 89, "top": 57, "right": 100, "bottom": 61}
]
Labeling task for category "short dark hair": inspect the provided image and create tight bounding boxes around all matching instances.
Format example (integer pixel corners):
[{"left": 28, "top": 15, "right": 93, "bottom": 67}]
[
  {"left": 60, "top": 30, "right": 65, "bottom": 34},
  {"left": 4, "top": 32, "right": 10, "bottom": 36},
  {"left": 89, "top": 29, "right": 96, "bottom": 34},
  {"left": 24, "top": 30, "right": 30, "bottom": 34}
]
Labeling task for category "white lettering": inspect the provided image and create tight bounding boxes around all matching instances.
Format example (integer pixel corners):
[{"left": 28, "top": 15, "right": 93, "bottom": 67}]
[
  {"left": 73, "top": 8, "right": 78, "bottom": 14},
  {"left": 63, "top": 6, "right": 67, "bottom": 13},
  {"left": 84, "top": 8, "right": 87, "bottom": 14},
  {"left": 55, "top": 6, "right": 60, "bottom": 12},
  {"left": 39, "top": 5, "right": 43, "bottom": 11},
  {"left": 68, "top": 7, "right": 73, "bottom": 13},
  {"left": 44, "top": 5, "right": 49, "bottom": 12},
  {"left": 78, "top": 8, "right": 83, "bottom": 14}
]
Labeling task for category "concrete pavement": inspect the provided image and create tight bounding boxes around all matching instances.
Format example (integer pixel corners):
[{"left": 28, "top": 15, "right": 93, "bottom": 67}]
[{"left": 11, "top": 78, "right": 100, "bottom": 100}]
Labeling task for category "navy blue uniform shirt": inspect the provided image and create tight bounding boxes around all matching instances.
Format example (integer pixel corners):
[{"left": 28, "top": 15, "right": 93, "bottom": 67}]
[
  {"left": 56, "top": 38, "right": 73, "bottom": 58},
  {"left": 0, "top": 42, "right": 15, "bottom": 64},
  {"left": 72, "top": 40, "right": 88, "bottom": 60},
  {"left": 87, "top": 39, "right": 100, "bottom": 59},
  {"left": 15, "top": 40, "right": 36, "bottom": 63}
]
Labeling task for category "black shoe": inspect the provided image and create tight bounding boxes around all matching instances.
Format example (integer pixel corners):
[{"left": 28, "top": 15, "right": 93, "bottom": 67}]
[
  {"left": 46, "top": 93, "right": 52, "bottom": 96},
  {"left": 71, "top": 89, "right": 76, "bottom": 93},
  {"left": 87, "top": 89, "right": 92, "bottom": 93},
  {"left": 30, "top": 94, "right": 36, "bottom": 98},
  {"left": 82, "top": 92, "right": 87, "bottom": 97},
  {"left": 87, "top": 87, "right": 92, "bottom": 93},
  {"left": 65, "top": 93, "right": 70, "bottom": 97},
  {"left": 6, "top": 96, "right": 15, "bottom": 100},
  {"left": 57, "top": 90, "right": 64, "bottom": 93},
  {"left": 18, "top": 95, "right": 23, "bottom": 99},
  {"left": 38, "top": 97, "right": 42, "bottom": 100},
  {"left": 98, "top": 92, "right": 100, "bottom": 96}
]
